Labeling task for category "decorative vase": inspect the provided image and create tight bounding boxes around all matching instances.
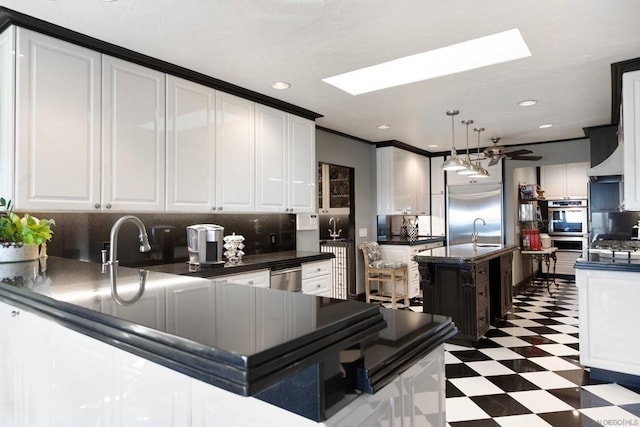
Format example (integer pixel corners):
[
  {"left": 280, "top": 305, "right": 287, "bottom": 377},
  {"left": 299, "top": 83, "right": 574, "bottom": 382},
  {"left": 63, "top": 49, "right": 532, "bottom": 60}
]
[{"left": 0, "top": 242, "right": 40, "bottom": 263}]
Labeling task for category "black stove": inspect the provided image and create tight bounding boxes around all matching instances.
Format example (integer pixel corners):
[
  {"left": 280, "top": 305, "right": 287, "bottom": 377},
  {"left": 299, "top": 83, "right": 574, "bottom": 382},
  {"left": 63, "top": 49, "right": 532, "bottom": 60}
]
[{"left": 589, "top": 239, "right": 640, "bottom": 259}]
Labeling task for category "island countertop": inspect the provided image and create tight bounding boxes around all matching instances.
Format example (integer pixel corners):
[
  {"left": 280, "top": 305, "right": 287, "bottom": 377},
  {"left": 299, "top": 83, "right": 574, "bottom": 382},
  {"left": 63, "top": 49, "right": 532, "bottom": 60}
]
[
  {"left": 0, "top": 256, "right": 455, "bottom": 421},
  {"left": 414, "top": 243, "right": 519, "bottom": 264}
]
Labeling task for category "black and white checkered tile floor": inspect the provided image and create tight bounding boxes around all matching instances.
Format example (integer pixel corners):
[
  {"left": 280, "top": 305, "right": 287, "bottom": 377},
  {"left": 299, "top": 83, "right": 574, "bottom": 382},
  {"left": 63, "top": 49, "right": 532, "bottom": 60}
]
[{"left": 408, "top": 277, "right": 640, "bottom": 426}]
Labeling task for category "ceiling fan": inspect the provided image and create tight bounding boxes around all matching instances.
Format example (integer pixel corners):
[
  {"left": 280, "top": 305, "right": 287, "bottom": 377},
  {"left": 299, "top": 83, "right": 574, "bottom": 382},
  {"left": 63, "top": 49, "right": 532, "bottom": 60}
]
[{"left": 482, "top": 137, "right": 543, "bottom": 166}]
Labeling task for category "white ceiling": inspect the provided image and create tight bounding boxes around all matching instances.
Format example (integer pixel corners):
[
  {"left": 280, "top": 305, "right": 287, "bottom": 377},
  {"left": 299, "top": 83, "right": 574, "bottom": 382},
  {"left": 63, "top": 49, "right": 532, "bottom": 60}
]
[{"left": 2, "top": 0, "right": 640, "bottom": 152}]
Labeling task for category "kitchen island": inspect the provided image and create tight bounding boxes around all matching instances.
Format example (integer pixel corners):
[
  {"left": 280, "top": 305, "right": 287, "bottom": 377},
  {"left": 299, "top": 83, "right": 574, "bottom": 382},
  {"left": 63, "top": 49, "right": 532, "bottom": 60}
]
[
  {"left": 575, "top": 252, "right": 640, "bottom": 388},
  {"left": 0, "top": 256, "right": 455, "bottom": 425},
  {"left": 415, "top": 243, "right": 518, "bottom": 342}
]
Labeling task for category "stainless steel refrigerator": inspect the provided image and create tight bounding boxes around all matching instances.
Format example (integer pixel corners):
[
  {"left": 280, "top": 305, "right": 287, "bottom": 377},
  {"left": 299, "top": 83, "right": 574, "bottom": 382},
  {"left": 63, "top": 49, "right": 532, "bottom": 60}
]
[{"left": 447, "top": 183, "right": 503, "bottom": 245}]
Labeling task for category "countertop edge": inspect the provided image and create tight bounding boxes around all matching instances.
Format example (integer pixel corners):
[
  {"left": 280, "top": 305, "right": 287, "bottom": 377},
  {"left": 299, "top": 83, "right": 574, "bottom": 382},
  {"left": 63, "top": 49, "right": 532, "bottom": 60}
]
[
  {"left": 575, "top": 258, "right": 640, "bottom": 272},
  {"left": 414, "top": 244, "right": 518, "bottom": 264},
  {"left": 376, "top": 236, "right": 446, "bottom": 246}
]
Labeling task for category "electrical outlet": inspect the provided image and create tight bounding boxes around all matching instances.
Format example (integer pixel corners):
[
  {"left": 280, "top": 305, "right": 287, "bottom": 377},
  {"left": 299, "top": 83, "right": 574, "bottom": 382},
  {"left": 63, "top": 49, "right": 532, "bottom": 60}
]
[
  {"left": 358, "top": 228, "right": 368, "bottom": 238},
  {"left": 270, "top": 233, "right": 277, "bottom": 245}
]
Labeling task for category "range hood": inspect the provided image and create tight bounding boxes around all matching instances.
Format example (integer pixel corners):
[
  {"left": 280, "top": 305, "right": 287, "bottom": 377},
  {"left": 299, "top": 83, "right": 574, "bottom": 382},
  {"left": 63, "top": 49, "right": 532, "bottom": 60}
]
[{"left": 587, "top": 141, "right": 624, "bottom": 176}]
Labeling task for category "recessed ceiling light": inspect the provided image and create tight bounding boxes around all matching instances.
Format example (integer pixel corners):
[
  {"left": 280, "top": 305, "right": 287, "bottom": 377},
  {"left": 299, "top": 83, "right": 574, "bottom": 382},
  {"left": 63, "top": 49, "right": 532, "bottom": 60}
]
[
  {"left": 271, "top": 81, "right": 291, "bottom": 90},
  {"left": 376, "top": 124, "right": 391, "bottom": 130},
  {"left": 428, "top": 144, "right": 439, "bottom": 148},
  {"left": 538, "top": 123, "right": 553, "bottom": 129},
  {"left": 322, "top": 28, "right": 531, "bottom": 95},
  {"left": 518, "top": 99, "right": 537, "bottom": 107}
]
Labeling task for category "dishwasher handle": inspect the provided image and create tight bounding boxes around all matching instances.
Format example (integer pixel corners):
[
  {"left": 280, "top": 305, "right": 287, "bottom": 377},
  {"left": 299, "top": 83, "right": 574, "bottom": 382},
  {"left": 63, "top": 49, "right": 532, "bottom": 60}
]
[{"left": 270, "top": 266, "right": 302, "bottom": 274}]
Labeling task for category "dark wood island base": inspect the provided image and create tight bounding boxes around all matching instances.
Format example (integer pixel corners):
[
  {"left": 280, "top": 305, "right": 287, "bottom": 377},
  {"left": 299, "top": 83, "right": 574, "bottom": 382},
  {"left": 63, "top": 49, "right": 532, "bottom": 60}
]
[{"left": 415, "top": 244, "right": 518, "bottom": 343}]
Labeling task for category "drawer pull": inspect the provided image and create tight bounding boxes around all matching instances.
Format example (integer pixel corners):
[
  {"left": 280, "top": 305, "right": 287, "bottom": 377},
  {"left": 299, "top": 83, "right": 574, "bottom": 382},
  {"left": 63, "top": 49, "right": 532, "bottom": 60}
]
[{"left": 11, "top": 310, "right": 20, "bottom": 317}]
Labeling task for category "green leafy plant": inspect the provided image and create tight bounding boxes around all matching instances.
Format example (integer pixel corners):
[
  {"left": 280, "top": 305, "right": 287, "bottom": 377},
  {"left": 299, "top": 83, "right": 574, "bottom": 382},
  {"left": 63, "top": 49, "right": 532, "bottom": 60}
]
[{"left": 0, "top": 198, "right": 55, "bottom": 246}]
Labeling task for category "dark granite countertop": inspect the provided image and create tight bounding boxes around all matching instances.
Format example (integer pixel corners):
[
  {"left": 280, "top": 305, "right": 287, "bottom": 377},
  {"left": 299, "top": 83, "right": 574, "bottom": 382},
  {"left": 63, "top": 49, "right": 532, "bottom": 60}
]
[
  {"left": 0, "top": 255, "right": 454, "bottom": 420},
  {"left": 414, "top": 243, "right": 519, "bottom": 264},
  {"left": 377, "top": 235, "right": 446, "bottom": 246},
  {"left": 576, "top": 251, "right": 640, "bottom": 272},
  {"left": 146, "top": 250, "right": 334, "bottom": 278}
]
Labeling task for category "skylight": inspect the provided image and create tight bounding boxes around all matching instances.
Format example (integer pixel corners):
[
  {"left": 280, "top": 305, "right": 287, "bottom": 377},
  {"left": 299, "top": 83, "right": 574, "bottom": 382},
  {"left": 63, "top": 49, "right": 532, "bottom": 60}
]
[{"left": 322, "top": 29, "right": 531, "bottom": 95}]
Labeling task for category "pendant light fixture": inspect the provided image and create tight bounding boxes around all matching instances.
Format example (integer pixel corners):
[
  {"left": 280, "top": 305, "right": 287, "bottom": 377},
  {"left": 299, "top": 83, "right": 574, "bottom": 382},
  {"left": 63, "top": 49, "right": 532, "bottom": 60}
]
[
  {"left": 470, "top": 127, "right": 490, "bottom": 178},
  {"left": 441, "top": 110, "right": 466, "bottom": 171},
  {"left": 457, "top": 119, "right": 476, "bottom": 175}
]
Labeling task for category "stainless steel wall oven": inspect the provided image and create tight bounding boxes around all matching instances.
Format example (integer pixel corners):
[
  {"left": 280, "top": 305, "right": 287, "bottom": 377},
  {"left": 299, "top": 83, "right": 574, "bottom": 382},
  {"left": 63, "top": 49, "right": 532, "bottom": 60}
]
[{"left": 548, "top": 199, "right": 588, "bottom": 236}]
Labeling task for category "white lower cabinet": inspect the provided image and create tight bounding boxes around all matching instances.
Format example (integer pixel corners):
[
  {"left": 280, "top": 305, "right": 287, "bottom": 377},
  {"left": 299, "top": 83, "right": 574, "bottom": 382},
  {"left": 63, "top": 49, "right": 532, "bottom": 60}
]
[
  {"left": 302, "top": 260, "right": 332, "bottom": 297},
  {"left": 378, "top": 242, "right": 444, "bottom": 299},
  {"left": 577, "top": 268, "right": 640, "bottom": 376},
  {"left": 214, "top": 269, "right": 270, "bottom": 288}
]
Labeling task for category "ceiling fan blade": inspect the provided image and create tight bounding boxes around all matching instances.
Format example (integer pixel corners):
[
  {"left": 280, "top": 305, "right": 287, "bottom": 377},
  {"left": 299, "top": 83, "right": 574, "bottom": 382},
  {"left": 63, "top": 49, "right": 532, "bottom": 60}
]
[
  {"left": 509, "top": 155, "right": 543, "bottom": 161},
  {"left": 488, "top": 157, "right": 500, "bottom": 166},
  {"left": 505, "top": 149, "right": 533, "bottom": 157}
]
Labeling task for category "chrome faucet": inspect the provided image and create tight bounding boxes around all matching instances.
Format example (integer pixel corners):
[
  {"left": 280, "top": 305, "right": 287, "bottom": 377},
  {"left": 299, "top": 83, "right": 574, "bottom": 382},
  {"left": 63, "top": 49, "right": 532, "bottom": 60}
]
[
  {"left": 328, "top": 217, "right": 342, "bottom": 240},
  {"left": 106, "top": 215, "right": 151, "bottom": 305},
  {"left": 472, "top": 217, "right": 486, "bottom": 249}
]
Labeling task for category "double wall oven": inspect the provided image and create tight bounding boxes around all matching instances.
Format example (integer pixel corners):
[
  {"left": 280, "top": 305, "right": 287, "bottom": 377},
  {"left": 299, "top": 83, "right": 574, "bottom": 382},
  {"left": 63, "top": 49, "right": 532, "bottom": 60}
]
[{"left": 547, "top": 199, "right": 589, "bottom": 275}]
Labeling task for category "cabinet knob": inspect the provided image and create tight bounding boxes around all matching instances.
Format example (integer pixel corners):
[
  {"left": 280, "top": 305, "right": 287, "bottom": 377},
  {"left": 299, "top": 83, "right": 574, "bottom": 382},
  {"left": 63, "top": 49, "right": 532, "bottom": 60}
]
[
  {"left": 218, "top": 207, "right": 223, "bottom": 211},
  {"left": 316, "top": 284, "right": 321, "bottom": 288},
  {"left": 10, "top": 310, "right": 20, "bottom": 317},
  {"left": 248, "top": 280, "right": 254, "bottom": 285},
  {"left": 94, "top": 203, "right": 101, "bottom": 209},
  {"left": 211, "top": 206, "right": 216, "bottom": 210},
  {"left": 105, "top": 204, "right": 112, "bottom": 209}
]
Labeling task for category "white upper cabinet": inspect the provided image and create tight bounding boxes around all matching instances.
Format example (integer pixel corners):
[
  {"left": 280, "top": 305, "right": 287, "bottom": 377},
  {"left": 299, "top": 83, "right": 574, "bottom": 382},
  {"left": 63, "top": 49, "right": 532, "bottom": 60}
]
[
  {"left": 430, "top": 156, "right": 445, "bottom": 195},
  {"left": 287, "top": 114, "right": 316, "bottom": 213},
  {"left": 255, "top": 104, "right": 288, "bottom": 212},
  {"left": 0, "top": 27, "right": 15, "bottom": 201},
  {"left": 215, "top": 92, "right": 255, "bottom": 212},
  {"left": 541, "top": 162, "right": 589, "bottom": 200},
  {"left": 446, "top": 158, "right": 502, "bottom": 186},
  {"left": 102, "top": 55, "right": 166, "bottom": 211},
  {"left": 623, "top": 70, "right": 640, "bottom": 210},
  {"left": 377, "top": 147, "right": 430, "bottom": 215},
  {"left": 14, "top": 28, "right": 102, "bottom": 211},
  {"left": 255, "top": 105, "right": 316, "bottom": 213},
  {"left": 165, "top": 76, "right": 217, "bottom": 212}
]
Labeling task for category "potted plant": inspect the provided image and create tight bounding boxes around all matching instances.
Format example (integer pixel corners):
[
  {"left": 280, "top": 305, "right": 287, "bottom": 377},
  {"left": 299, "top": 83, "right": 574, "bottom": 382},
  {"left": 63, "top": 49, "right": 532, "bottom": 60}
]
[{"left": 0, "top": 198, "right": 55, "bottom": 262}]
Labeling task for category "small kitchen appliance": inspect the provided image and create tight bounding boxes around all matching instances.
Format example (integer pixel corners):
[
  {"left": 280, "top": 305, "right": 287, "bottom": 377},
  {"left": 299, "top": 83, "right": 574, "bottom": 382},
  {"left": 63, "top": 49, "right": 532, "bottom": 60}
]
[{"left": 187, "top": 224, "right": 224, "bottom": 265}]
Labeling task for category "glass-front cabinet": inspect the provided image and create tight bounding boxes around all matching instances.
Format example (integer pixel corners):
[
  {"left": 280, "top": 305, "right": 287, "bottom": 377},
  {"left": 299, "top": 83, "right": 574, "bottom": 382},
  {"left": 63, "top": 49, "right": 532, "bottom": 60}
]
[{"left": 318, "top": 163, "right": 351, "bottom": 214}]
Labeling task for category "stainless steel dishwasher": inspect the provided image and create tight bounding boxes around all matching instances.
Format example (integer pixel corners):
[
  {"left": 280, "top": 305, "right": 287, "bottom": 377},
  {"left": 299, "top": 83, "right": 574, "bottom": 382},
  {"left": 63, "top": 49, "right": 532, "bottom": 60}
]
[{"left": 269, "top": 265, "right": 302, "bottom": 292}]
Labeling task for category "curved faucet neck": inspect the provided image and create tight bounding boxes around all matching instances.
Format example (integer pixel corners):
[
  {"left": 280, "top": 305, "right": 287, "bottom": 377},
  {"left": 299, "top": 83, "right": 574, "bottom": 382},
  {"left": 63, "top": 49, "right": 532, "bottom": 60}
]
[{"left": 109, "top": 215, "right": 151, "bottom": 264}]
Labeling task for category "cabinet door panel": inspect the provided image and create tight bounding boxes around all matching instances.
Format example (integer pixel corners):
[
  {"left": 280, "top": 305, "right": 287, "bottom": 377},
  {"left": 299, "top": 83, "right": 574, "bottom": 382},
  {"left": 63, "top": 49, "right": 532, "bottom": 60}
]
[
  {"left": 166, "top": 76, "right": 216, "bottom": 211},
  {"left": 541, "top": 164, "right": 567, "bottom": 200},
  {"left": 0, "top": 27, "right": 15, "bottom": 201},
  {"left": 288, "top": 114, "right": 316, "bottom": 212},
  {"left": 430, "top": 156, "right": 445, "bottom": 195},
  {"left": 102, "top": 55, "right": 165, "bottom": 211},
  {"left": 215, "top": 92, "right": 255, "bottom": 212},
  {"left": 16, "top": 28, "right": 101, "bottom": 210},
  {"left": 430, "top": 194, "right": 446, "bottom": 237},
  {"left": 623, "top": 70, "right": 640, "bottom": 210},
  {"left": 255, "top": 104, "right": 287, "bottom": 212},
  {"left": 565, "top": 162, "right": 589, "bottom": 199}
]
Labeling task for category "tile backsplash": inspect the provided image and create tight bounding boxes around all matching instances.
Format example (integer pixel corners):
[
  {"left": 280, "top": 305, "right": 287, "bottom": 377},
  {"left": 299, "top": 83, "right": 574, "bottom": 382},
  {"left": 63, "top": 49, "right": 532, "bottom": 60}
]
[{"left": 33, "top": 212, "right": 296, "bottom": 266}]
